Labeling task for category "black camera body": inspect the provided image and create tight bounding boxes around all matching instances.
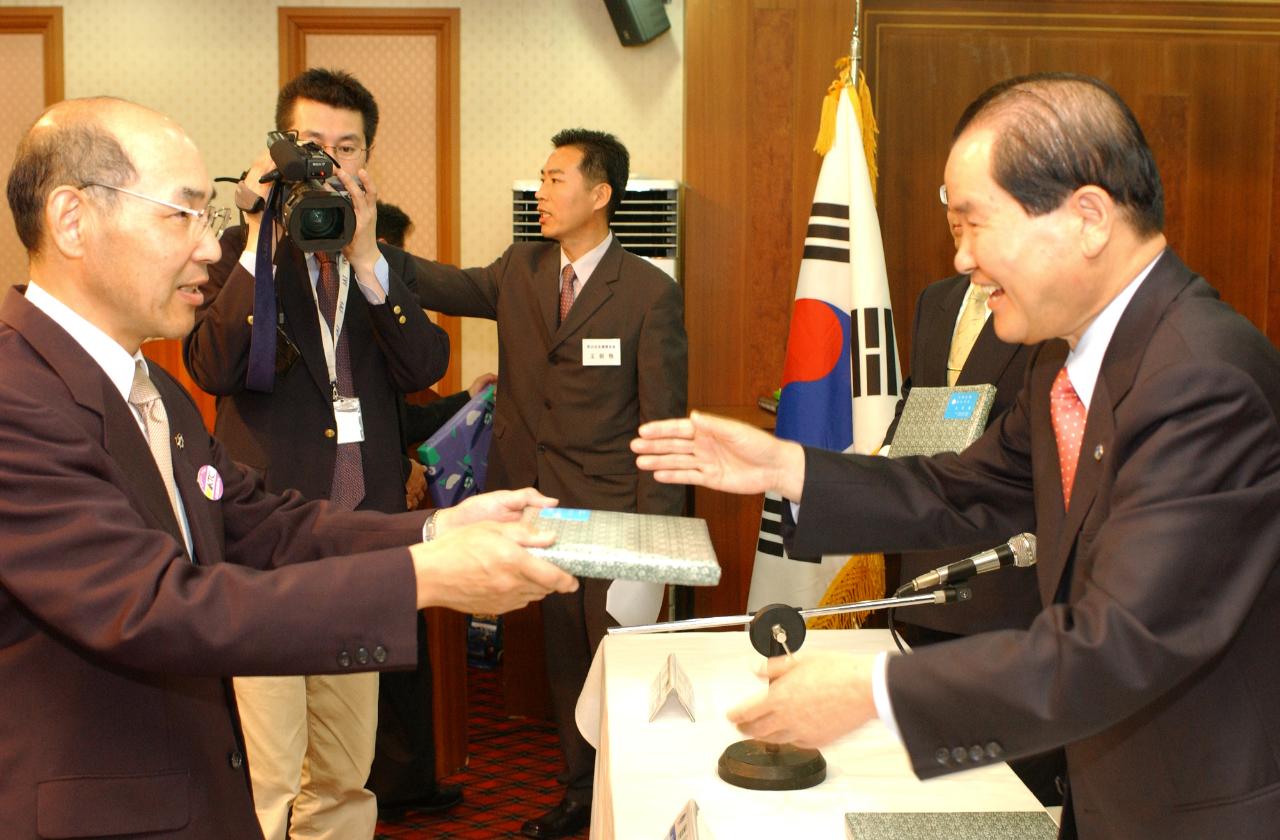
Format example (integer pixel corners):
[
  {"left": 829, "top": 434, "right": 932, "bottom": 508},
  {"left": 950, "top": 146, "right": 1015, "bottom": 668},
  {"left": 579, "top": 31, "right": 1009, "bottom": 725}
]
[{"left": 267, "top": 131, "right": 355, "bottom": 253}]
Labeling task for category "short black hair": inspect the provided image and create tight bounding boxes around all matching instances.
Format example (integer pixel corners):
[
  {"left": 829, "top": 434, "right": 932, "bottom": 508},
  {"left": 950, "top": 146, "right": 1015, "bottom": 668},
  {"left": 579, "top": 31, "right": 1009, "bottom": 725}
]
[
  {"left": 375, "top": 201, "right": 413, "bottom": 248},
  {"left": 953, "top": 72, "right": 1164, "bottom": 236},
  {"left": 6, "top": 98, "right": 137, "bottom": 254},
  {"left": 551, "top": 128, "right": 629, "bottom": 221},
  {"left": 276, "top": 68, "right": 380, "bottom": 148}
]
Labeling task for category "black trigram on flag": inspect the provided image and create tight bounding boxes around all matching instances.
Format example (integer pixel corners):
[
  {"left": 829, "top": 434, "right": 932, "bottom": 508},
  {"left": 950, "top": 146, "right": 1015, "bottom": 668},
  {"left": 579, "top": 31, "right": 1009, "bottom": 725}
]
[
  {"left": 802, "top": 203, "right": 850, "bottom": 264},
  {"left": 851, "top": 306, "right": 899, "bottom": 399},
  {"left": 755, "top": 493, "right": 821, "bottom": 564}
]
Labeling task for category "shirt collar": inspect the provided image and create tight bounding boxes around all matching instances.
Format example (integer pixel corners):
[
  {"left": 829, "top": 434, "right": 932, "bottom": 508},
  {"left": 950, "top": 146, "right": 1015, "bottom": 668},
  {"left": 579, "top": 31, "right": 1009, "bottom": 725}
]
[
  {"left": 1064, "top": 251, "right": 1163, "bottom": 410},
  {"left": 24, "top": 280, "right": 146, "bottom": 404},
  {"left": 560, "top": 231, "right": 613, "bottom": 286}
]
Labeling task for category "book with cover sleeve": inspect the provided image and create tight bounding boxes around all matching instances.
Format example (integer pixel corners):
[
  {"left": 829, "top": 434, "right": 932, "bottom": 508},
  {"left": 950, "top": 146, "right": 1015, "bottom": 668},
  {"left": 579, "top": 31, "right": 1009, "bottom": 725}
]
[
  {"left": 888, "top": 384, "right": 997, "bottom": 458},
  {"left": 522, "top": 508, "right": 721, "bottom": 586},
  {"left": 845, "top": 811, "right": 1059, "bottom": 840}
]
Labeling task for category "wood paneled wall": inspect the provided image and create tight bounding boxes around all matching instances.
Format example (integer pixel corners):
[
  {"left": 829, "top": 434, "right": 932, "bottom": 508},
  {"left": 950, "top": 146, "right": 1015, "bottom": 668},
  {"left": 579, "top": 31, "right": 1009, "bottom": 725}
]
[{"left": 683, "top": 0, "right": 1280, "bottom": 617}]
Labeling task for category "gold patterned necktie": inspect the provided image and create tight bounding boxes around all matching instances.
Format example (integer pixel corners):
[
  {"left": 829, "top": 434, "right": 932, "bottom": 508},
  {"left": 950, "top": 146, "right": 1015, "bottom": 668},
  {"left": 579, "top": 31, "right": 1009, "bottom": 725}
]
[
  {"left": 947, "top": 284, "right": 992, "bottom": 386},
  {"left": 558, "top": 264, "right": 578, "bottom": 325},
  {"left": 128, "top": 361, "right": 187, "bottom": 536},
  {"left": 1050, "top": 366, "right": 1086, "bottom": 509},
  {"left": 315, "top": 250, "right": 365, "bottom": 510}
]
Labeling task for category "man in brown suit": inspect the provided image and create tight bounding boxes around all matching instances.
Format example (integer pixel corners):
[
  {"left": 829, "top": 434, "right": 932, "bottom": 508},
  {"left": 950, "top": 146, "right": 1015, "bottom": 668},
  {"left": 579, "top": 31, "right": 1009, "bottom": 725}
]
[
  {"left": 412, "top": 129, "right": 688, "bottom": 838},
  {"left": 0, "top": 96, "right": 576, "bottom": 840},
  {"left": 634, "top": 74, "right": 1280, "bottom": 839}
]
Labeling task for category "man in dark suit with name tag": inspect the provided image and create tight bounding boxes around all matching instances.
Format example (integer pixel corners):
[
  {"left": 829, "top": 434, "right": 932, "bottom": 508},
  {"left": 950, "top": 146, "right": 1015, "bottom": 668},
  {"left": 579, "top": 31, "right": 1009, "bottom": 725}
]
[{"left": 411, "top": 129, "right": 688, "bottom": 839}]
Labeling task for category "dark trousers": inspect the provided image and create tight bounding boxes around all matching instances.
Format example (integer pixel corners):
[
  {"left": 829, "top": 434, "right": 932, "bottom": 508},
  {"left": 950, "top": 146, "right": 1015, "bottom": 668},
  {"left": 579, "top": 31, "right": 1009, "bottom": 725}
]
[
  {"left": 541, "top": 576, "right": 614, "bottom": 806},
  {"left": 367, "top": 613, "right": 439, "bottom": 800}
]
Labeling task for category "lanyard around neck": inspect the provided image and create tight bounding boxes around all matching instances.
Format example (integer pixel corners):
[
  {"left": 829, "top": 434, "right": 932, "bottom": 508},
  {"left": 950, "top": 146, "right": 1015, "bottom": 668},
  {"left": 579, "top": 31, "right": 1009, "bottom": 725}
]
[{"left": 309, "top": 254, "right": 351, "bottom": 398}]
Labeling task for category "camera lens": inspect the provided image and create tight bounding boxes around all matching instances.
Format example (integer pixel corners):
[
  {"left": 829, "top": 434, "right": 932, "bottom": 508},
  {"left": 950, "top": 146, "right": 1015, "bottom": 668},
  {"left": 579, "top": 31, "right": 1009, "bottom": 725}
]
[{"left": 299, "top": 206, "right": 344, "bottom": 240}]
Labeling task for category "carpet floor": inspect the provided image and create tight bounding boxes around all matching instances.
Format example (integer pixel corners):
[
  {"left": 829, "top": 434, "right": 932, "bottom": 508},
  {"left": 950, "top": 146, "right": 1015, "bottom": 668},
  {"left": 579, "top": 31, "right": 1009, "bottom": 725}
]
[{"left": 374, "top": 667, "right": 589, "bottom": 839}]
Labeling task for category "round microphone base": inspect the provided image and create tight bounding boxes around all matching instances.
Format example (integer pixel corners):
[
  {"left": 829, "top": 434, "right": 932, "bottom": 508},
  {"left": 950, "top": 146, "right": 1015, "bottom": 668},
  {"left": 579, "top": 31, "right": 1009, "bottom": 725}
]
[{"left": 717, "top": 739, "right": 827, "bottom": 791}]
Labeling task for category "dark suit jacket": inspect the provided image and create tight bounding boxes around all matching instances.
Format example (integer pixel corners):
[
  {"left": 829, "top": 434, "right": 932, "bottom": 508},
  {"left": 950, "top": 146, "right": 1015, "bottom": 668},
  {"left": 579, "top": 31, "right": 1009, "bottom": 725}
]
[
  {"left": 885, "top": 273, "right": 1040, "bottom": 634},
  {"left": 411, "top": 239, "right": 687, "bottom": 515},
  {"left": 792, "top": 251, "right": 1280, "bottom": 838},
  {"left": 0, "top": 289, "right": 426, "bottom": 839},
  {"left": 184, "top": 225, "right": 449, "bottom": 513}
]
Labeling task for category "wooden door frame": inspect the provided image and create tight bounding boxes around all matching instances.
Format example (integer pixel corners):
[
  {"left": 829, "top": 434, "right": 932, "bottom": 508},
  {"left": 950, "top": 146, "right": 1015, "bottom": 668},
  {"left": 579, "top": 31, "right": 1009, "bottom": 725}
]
[
  {"left": 280, "top": 7, "right": 463, "bottom": 396},
  {"left": 0, "top": 7, "right": 63, "bottom": 102}
]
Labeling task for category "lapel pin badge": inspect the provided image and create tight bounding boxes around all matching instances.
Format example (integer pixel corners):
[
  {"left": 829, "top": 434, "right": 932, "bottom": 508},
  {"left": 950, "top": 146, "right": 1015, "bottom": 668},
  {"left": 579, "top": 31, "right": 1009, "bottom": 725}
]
[
  {"left": 196, "top": 465, "right": 224, "bottom": 501},
  {"left": 174, "top": 433, "right": 184, "bottom": 449},
  {"left": 1093, "top": 444, "right": 1104, "bottom": 461}
]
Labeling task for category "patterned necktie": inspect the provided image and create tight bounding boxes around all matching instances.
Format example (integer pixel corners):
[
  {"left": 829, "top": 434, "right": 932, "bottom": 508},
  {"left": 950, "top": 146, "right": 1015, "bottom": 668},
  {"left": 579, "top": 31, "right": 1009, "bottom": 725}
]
[
  {"left": 129, "top": 361, "right": 187, "bottom": 539},
  {"left": 315, "top": 250, "right": 365, "bottom": 510},
  {"left": 1050, "top": 366, "right": 1086, "bottom": 509},
  {"left": 946, "top": 284, "right": 991, "bottom": 386},
  {"left": 558, "top": 264, "right": 578, "bottom": 325}
]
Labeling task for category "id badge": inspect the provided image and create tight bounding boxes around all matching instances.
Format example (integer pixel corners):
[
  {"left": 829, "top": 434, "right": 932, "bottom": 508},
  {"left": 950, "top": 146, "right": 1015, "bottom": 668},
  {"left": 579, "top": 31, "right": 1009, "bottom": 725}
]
[
  {"left": 333, "top": 397, "right": 365, "bottom": 444},
  {"left": 583, "top": 337, "right": 622, "bottom": 366}
]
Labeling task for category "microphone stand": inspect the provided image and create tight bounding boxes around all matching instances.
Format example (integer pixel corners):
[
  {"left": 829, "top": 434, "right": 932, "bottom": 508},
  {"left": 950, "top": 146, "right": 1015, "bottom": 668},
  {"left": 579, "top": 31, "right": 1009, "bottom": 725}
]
[{"left": 608, "top": 588, "right": 971, "bottom": 791}]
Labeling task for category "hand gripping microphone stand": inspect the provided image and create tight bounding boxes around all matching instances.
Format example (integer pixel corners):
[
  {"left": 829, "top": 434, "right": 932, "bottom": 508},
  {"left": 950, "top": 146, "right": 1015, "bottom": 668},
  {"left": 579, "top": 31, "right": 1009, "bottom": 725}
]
[{"left": 608, "top": 587, "right": 972, "bottom": 791}]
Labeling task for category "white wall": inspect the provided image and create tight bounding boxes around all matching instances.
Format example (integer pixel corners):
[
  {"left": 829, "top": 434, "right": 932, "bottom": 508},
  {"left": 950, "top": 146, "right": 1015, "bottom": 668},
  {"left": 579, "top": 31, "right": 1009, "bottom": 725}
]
[{"left": 0, "top": 0, "right": 684, "bottom": 379}]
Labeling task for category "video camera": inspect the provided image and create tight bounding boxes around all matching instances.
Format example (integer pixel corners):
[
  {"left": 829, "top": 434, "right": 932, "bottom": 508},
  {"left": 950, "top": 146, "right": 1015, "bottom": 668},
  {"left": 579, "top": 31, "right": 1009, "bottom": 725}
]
[{"left": 252, "top": 130, "right": 355, "bottom": 252}]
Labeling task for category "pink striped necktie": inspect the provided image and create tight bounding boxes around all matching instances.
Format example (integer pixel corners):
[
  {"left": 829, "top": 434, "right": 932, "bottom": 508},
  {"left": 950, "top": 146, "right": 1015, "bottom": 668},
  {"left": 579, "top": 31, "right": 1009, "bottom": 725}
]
[
  {"left": 1050, "top": 366, "right": 1086, "bottom": 509},
  {"left": 558, "top": 264, "right": 577, "bottom": 325}
]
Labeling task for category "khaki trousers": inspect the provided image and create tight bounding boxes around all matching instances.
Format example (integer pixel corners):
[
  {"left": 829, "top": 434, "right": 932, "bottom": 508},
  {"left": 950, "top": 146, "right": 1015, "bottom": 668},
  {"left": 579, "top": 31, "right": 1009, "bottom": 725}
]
[{"left": 233, "top": 673, "right": 379, "bottom": 840}]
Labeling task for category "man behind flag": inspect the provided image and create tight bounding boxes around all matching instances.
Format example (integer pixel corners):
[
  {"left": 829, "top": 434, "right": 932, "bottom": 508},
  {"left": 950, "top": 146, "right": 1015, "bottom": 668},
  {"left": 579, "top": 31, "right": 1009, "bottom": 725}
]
[{"left": 750, "top": 60, "right": 900, "bottom": 617}]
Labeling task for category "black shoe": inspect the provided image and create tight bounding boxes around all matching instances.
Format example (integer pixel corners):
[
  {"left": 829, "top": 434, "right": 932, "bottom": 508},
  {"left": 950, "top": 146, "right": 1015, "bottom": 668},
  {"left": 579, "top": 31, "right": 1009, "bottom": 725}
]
[
  {"left": 377, "top": 783, "right": 464, "bottom": 819},
  {"left": 520, "top": 799, "right": 591, "bottom": 839}
]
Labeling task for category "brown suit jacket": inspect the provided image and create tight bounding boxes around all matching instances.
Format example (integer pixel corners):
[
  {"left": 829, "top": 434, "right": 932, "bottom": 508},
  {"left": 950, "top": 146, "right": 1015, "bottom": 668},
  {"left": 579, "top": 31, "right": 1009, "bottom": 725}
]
[
  {"left": 792, "top": 251, "right": 1280, "bottom": 838},
  {"left": 0, "top": 289, "right": 426, "bottom": 838},
  {"left": 183, "top": 225, "right": 449, "bottom": 513},
  {"left": 884, "top": 273, "right": 1040, "bottom": 634},
  {"left": 412, "top": 238, "right": 687, "bottom": 515}
]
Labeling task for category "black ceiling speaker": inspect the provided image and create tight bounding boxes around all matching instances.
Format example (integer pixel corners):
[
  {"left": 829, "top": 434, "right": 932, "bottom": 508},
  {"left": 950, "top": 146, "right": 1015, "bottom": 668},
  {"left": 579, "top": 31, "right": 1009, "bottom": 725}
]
[{"left": 603, "top": 0, "right": 671, "bottom": 47}]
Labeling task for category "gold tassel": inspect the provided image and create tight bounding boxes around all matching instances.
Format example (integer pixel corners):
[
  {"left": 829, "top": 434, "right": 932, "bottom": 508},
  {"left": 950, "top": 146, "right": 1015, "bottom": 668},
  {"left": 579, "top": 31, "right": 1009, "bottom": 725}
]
[
  {"left": 812, "top": 59, "right": 881, "bottom": 208},
  {"left": 806, "top": 553, "right": 886, "bottom": 630}
]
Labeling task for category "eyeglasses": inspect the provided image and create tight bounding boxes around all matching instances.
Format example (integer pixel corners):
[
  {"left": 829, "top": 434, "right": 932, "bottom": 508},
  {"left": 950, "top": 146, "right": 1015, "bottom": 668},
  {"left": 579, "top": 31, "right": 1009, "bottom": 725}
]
[
  {"left": 81, "top": 183, "right": 230, "bottom": 239},
  {"left": 282, "top": 131, "right": 369, "bottom": 161}
]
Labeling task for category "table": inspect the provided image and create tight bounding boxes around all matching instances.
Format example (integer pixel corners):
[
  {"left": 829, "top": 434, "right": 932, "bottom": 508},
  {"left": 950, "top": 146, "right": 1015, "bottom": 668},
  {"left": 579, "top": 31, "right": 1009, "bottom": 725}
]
[{"left": 577, "top": 629, "right": 1049, "bottom": 839}]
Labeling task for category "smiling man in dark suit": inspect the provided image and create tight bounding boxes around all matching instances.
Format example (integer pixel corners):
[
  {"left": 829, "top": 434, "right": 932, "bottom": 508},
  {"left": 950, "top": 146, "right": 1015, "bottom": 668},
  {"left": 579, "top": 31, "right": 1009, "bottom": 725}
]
[
  {"left": 0, "top": 96, "right": 577, "bottom": 840},
  {"left": 412, "top": 129, "right": 688, "bottom": 839},
  {"left": 633, "top": 74, "right": 1280, "bottom": 839}
]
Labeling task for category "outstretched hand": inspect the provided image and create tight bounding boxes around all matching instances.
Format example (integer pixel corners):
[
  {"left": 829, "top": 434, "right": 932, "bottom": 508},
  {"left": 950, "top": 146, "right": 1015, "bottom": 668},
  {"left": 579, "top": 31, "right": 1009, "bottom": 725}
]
[
  {"left": 410, "top": 519, "right": 576, "bottom": 614},
  {"left": 727, "top": 651, "right": 878, "bottom": 749},
  {"left": 631, "top": 411, "right": 806, "bottom": 501}
]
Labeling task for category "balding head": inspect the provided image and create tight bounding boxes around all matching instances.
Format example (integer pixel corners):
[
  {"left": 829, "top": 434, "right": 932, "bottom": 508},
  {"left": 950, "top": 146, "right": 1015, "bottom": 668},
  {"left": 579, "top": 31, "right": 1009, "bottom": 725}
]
[{"left": 951, "top": 73, "right": 1164, "bottom": 238}]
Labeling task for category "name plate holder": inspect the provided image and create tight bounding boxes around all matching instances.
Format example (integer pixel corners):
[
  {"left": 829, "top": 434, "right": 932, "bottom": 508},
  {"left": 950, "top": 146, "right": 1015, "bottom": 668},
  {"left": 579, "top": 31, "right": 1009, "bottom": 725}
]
[{"left": 649, "top": 652, "right": 695, "bottom": 722}]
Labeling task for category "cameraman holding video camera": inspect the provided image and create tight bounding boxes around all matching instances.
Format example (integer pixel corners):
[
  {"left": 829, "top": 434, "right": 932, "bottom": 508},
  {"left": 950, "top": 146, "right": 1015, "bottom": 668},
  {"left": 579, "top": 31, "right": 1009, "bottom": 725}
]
[{"left": 183, "top": 68, "right": 451, "bottom": 839}]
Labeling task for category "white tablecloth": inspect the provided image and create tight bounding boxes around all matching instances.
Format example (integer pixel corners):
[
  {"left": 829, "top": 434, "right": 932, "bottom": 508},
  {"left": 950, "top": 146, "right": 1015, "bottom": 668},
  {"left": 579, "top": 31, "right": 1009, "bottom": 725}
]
[{"left": 577, "top": 629, "right": 1048, "bottom": 839}]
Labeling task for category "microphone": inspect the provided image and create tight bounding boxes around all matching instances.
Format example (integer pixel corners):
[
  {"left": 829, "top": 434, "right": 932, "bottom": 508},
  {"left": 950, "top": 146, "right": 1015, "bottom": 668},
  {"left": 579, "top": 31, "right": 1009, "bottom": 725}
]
[{"left": 899, "top": 532, "right": 1036, "bottom": 593}]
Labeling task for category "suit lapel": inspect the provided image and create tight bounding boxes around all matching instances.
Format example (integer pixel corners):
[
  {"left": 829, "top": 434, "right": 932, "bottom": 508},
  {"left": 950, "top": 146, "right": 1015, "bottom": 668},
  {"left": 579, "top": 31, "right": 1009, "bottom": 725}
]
[
  {"left": 0, "top": 291, "right": 188, "bottom": 551},
  {"left": 1028, "top": 340, "right": 1070, "bottom": 606},
  {"left": 538, "top": 247, "right": 562, "bottom": 345},
  {"left": 550, "top": 238, "right": 621, "bottom": 352},
  {"left": 920, "top": 277, "right": 968, "bottom": 386},
  {"left": 957, "top": 320, "right": 1020, "bottom": 387}
]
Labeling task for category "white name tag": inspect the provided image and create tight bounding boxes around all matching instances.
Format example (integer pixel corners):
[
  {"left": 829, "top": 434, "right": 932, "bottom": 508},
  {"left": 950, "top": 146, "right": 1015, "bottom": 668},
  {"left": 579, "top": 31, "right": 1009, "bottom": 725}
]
[
  {"left": 583, "top": 338, "right": 621, "bottom": 366},
  {"left": 333, "top": 397, "right": 365, "bottom": 444}
]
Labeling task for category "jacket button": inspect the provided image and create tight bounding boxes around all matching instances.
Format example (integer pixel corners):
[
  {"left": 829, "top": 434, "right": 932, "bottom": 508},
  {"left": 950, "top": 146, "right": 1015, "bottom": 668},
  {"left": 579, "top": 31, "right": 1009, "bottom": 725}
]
[
  {"left": 951, "top": 746, "right": 968, "bottom": 764},
  {"left": 398, "top": 315, "right": 407, "bottom": 325},
  {"left": 935, "top": 748, "right": 951, "bottom": 766},
  {"left": 393, "top": 304, "right": 402, "bottom": 315},
  {"left": 325, "top": 428, "right": 336, "bottom": 439},
  {"left": 536, "top": 443, "right": 546, "bottom": 453},
  {"left": 355, "top": 647, "right": 370, "bottom": 665},
  {"left": 969, "top": 745, "right": 985, "bottom": 763},
  {"left": 337, "top": 650, "right": 352, "bottom": 668},
  {"left": 246, "top": 315, "right": 254, "bottom": 325},
  {"left": 229, "top": 750, "right": 244, "bottom": 769},
  {"left": 373, "top": 645, "right": 387, "bottom": 663},
  {"left": 985, "top": 741, "right": 1004, "bottom": 759}
]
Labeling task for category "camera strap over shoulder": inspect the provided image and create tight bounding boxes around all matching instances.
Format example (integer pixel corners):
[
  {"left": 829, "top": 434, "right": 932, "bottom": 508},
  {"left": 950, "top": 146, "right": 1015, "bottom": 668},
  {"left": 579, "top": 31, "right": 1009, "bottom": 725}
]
[{"left": 245, "top": 182, "right": 281, "bottom": 393}]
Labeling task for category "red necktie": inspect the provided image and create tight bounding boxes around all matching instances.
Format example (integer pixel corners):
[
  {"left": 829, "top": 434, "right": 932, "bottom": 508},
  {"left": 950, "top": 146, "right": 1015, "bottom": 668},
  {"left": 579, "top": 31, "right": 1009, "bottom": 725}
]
[
  {"left": 1050, "top": 366, "right": 1085, "bottom": 509},
  {"left": 315, "top": 250, "right": 365, "bottom": 510},
  {"left": 558, "top": 264, "right": 577, "bottom": 325}
]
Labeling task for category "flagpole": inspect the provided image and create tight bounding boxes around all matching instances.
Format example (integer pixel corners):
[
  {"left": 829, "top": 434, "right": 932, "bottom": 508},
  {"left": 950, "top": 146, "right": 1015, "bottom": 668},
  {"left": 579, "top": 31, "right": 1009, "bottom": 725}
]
[{"left": 849, "top": 0, "right": 864, "bottom": 84}]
